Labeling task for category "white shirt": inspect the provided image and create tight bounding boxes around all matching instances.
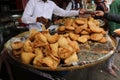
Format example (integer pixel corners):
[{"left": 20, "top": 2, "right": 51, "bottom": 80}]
[{"left": 21, "top": 0, "right": 79, "bottom": 31}]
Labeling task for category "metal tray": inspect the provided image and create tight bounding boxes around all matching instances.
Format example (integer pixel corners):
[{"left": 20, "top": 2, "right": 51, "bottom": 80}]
[{"left": 4, "top": 31, "right": 116, "bottom": 71}]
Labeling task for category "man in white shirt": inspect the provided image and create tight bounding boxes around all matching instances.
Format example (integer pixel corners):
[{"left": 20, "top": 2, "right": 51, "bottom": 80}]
[{"left": 21, "top": 0, "right": 85, "bottom": 31}]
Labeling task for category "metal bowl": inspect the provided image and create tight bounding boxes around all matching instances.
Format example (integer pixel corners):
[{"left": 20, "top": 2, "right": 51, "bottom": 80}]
[
  {"left": 10, "top": 14, "right": 21, "bottom": 26},
  {"left": 11, "top": 14, "right": 21, "bottom": 18}
]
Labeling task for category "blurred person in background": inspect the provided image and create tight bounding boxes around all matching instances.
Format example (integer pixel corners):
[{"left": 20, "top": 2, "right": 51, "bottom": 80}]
[
  {"left": 106, "top": 0, "right": 120, "bottom": 76},
  {"left": 66, "top": 0, "right": 83, "bottom": 10},
  {"left": 94, "top": 0, "right": 108, "bottom": 19},
  {"left": 107, "top": 0, "right": 120, "bottom": 35},
  {"left": 104, "top": 0, "right": 114, "bottom": 11},
  {"left": 95, "top": 0, "right": 120, "bottom": 77},
  {"left": 94, "top": 0, "right": 109, "bottom": 31}
]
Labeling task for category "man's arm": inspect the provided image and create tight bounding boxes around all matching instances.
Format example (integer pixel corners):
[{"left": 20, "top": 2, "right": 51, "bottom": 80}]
[
  {"left": 104, "top": 13, "right": 120, "bottom": 23},
  {"left": 53, "top": 2, "right": 85, "bottom": 17},
  {"left": 95, "top": 10, "right": 120, "bottom": 23}
]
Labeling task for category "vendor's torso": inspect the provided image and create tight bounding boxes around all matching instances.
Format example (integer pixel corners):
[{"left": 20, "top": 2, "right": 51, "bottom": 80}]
[{"left": 33, "top": 0, "right": 55, "bottom": 19}]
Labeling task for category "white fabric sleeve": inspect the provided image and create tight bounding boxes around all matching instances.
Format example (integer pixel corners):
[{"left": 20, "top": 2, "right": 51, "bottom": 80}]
[
  {"left": 21, "top": 0, "right": 36, "bottom": 24},
  {"left": 53, "top": 3, "right": 79, "bottom": 17}
]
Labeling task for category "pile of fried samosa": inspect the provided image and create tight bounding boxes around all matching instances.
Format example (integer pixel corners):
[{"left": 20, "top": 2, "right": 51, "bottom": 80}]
[{"left": 11, "top": 17, "right": 108, "bottom": 70}]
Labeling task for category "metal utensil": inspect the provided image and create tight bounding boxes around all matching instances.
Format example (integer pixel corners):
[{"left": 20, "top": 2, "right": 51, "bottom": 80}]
[{"left": 10, "top": 14, "right": 21, "bottom": 27}]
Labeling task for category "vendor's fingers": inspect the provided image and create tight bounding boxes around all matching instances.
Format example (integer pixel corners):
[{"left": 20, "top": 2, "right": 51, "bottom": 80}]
[
  {"left": 37, "top": 16, "right": 48, "bottom": 24},
  {"left": 79, "top": 8, "right": 86, "bottom": 14},
  {"left": 94, "top": 11, "right": 104, "bottom": 16},
  {"left": 42, "top": 20, "right": 48, "bottom": 25},
  {"left": 41, "top": 17, "right": 48, "bottom": 23}
]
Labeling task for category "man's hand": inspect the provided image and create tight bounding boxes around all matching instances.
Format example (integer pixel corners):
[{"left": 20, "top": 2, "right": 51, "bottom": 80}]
[
  {"left": 79, "top": 8, "right": 86, "bottom": 14},
  {"left": 36, "top": 16, "right": 48, "bottom": 25},
  {"left": 94, "top": 11, "right": 105, "bottom": 17}
]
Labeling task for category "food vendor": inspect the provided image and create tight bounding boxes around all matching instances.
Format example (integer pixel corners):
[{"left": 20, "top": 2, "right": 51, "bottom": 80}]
[{"left": 21, "top": 0, "right": 85, "bottom": 31}]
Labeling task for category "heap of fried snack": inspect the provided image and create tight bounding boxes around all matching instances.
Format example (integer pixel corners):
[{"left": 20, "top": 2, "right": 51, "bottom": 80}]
[
  {"left": 57, "top": 17, "right": 107, "bottom": 43},
  {"left": 11, "top": 17, "right": 108, "bottom": 70},
  {"left": 11, "top": 29, "right": 80, "bottom": 70}
]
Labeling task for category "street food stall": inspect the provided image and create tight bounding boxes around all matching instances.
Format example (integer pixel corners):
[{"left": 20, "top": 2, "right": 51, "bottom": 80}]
[
  {"left": 1, "top": 16, "right": 118, "bottom": 80},
  {"left": 0, "top": 0, "right": 120, "bottom": 80}
]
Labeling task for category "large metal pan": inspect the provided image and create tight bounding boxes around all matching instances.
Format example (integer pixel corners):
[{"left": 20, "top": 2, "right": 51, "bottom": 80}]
[{"left": 4, "top": 31, "right": 116, "bottom": 71}]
